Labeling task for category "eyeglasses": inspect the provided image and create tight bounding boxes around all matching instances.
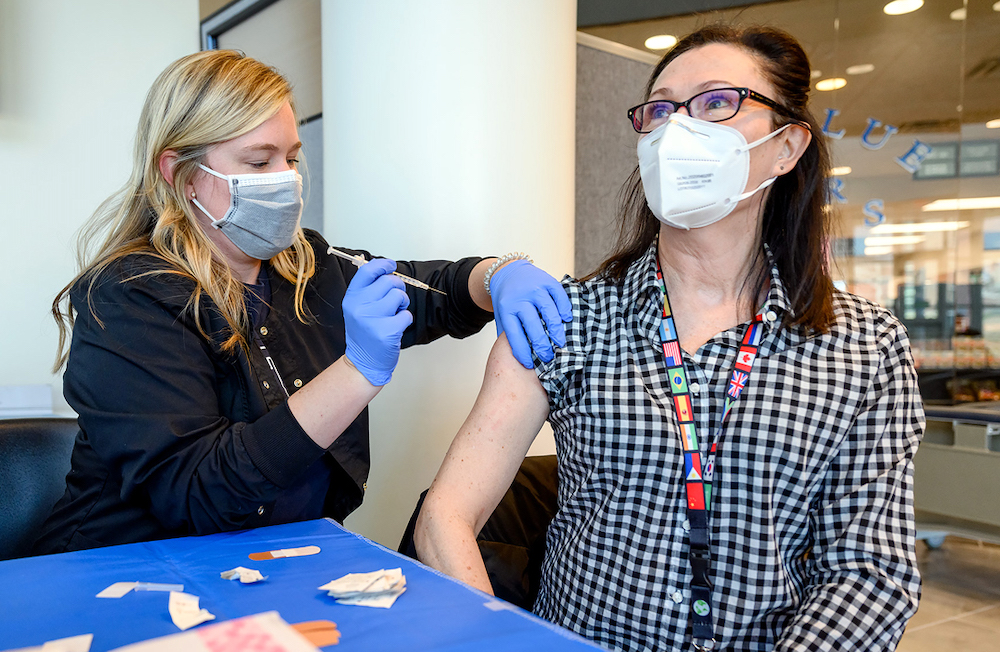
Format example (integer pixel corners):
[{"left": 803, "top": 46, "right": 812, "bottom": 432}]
[{"left": 627, "top": 87, "right": 786, "bottom": 133}]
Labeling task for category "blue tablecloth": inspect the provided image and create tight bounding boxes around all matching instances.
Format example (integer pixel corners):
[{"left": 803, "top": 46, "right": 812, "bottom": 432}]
[{"left": 0, "top": 518, "right": 602, "bottom": 651}]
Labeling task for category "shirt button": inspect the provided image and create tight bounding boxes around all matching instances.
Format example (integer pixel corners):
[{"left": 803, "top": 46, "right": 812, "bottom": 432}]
[
  {"left": 293, "top": 379, "right": 303, "bottom": 388},
  {"left": 257, "top": 506, "right": 265, "bottom": 516},
  {"left": 260, "top": 326, "right": 269, "bottom": 336},
  {"left": 765, "top": 310, "right": 778, "bottom": 323},
  {"left": 262, "top": 380, "right": 270, "bottom": 390},
  {"left": 689, "top": 383, "right": 701, "bottom": 395},
  {"left": 682, "top": 518, "right": 691, "bottom": 532},
  {"left": 672, "top": 591, "right": 683, "bottom": 604}
]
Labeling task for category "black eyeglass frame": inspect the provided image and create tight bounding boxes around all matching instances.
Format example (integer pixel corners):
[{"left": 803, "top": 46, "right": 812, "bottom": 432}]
[{"left": 627, "top": 87, "right": 788, "bottom": 133}]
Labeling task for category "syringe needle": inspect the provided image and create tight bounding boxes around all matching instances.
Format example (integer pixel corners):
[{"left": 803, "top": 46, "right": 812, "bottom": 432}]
[{"left": 327, "top": 246, "right": 447, "bottom": 296}]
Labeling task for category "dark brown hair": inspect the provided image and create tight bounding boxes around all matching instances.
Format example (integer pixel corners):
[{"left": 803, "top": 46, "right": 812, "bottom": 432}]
[{"left": 590, "top": 24, "right": 835, "bottom": 333}]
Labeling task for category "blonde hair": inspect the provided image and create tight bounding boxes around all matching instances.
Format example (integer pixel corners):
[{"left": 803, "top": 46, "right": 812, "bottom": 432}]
[{"left": 52, "top": 49, "right": 316, "bottom": 370}]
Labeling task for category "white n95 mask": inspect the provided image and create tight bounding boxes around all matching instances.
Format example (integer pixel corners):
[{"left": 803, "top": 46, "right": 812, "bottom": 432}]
[
  {"left": 637, "top": 113, "right": 792, "bottom": 230},
  {"left": 191, "top": 164, "right": 303, "bottom": 260}
]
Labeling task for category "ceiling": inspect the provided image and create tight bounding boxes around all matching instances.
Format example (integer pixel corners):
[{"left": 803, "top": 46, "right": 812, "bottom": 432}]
[{"left": 577, "top": 0, "right": 778, "bottom": 26}]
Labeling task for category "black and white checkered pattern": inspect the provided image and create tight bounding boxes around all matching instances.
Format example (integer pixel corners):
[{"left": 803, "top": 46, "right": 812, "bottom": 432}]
[{"left": 533, "top": 243, "right": 924, "bottom": 652}]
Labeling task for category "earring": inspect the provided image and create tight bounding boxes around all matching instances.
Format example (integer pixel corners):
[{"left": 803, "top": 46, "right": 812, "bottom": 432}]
[{"left": 190, "top": 191, "right": 196, "bottom": 198}]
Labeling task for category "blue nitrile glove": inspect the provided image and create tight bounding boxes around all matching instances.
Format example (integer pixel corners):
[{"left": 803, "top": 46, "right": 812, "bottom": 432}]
[
  {"left": 490, "top": 259, "right": 573, "bottom": 369},
  {"left": 343, "top": 258, "right": 414, "bottom": 386}
]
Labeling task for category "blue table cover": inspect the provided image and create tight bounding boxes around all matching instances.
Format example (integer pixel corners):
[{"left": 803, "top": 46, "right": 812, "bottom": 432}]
[{"left": 0, "top": 518, "right": 602, "bottom": 651}]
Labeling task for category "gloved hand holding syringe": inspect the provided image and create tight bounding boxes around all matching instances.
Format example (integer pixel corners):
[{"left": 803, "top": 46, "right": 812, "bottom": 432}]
[{"left": 327, "top": 246, "right": 447, "bottom": 296}]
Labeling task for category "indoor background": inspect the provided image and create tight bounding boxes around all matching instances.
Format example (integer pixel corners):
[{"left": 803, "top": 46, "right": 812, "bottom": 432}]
[{"left": 1, "top": 1, "right": 997, "bottom": 649}]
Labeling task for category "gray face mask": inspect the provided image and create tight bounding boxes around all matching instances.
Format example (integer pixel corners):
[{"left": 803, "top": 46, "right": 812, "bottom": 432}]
[{"left": 191, "top": 163, "right": 303, "bottom": 260}]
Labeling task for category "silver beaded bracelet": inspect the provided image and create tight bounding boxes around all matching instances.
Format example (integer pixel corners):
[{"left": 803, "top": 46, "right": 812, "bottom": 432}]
[{"left": 483, "top": 252, "right": 533, "bottom": 295}]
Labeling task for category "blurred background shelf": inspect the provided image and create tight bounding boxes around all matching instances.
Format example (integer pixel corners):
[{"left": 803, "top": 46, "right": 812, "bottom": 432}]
[{"left": 915, "top": 404, "right": 1000, "bottom": 547}]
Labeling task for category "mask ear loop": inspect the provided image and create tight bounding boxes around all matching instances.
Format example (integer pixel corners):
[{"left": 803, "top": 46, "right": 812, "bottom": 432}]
[
  {"left": 738, "top": 122, "right": 794, "bottom": 153},
  {"left": 198, "top": 163, "right": 230, "bottom": 181},
  {"left": 191, "top": 164, "right": 233, "bottom": 228},
  {"left": 725, "top": 176, "right": 779, "bottom": 207},
  {"left": 190, "top": 196, "right": 227, "bottom": 228},
  {"left": 726, "top": 123, "right": 795, "bottom": 207}
]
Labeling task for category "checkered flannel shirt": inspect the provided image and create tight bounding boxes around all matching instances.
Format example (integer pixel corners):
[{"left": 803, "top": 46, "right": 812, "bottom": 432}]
[{"left": 533, "top": 243, "right": 924, "bottom": 651}]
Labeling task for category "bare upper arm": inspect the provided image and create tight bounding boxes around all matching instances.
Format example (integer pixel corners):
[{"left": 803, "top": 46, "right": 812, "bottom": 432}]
[{"left": 424, "top": 334, "right": 550, "bottom": 534}]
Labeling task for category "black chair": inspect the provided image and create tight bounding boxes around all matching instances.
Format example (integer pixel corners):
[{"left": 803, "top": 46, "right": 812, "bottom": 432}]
[
  {"left": 399, "top": 455, "right": 559, "bottom": 610},
  {"left": 0, "top": 417, "right": 78, "bottom": 560}
]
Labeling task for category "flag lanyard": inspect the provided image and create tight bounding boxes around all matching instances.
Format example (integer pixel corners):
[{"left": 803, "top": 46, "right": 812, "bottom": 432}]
[{"left": 654, "top": 257, "right": 764, "bottom": 652}]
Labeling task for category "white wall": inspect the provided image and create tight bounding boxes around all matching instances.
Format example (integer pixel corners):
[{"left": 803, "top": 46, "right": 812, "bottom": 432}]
[
  {"left": 324, "top": 0, "right": 577, "bottom": 548},
  {"left": 0, "top": 0, "right": 199, "bottom": 410}
]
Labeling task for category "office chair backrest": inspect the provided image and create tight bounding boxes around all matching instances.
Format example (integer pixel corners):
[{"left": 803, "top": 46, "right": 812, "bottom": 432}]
[{"left": 0, "top": 417, "right": 78, "bottom": 560}]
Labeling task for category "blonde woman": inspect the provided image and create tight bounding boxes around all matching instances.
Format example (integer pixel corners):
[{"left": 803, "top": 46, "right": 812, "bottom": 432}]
[{"left": 33, "top": 50, "right": 570, "bottom": 553}]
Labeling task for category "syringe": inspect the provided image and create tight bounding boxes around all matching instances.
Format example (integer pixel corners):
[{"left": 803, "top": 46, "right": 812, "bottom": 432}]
[{"left": 327, "top": 246, "right": 447, "bottom": 296}]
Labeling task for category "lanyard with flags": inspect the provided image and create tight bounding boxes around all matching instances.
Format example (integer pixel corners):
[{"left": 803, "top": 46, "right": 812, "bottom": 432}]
[{"left": 655, "top": 257, "right": 764, "bottom": 652}]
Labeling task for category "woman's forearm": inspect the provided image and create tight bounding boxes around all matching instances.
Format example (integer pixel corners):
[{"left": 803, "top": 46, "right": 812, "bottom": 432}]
[
  {"left": 414, "top": 495, "right": 495, "bottom": 594},
  {"left": 287, "top": 356, "right": 382, "bottom": 449},
  {"left": 413, "top": 336, "right": 550, "bottom": 593}
]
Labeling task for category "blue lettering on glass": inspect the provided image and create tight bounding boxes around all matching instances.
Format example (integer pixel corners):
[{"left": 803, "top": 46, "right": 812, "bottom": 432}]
[
  {"left": 863, "top": 199, "right": 885, "bottom": 226},
  {"left": 821, "top": 108, "right": 846, "bottom": 140},
  {"left": 828, "top": 178, "right": 848, "bottom": 204},
  {"left": 821, "top": 108, "right": 940, "bottom": 216},
  {"left": 896, "top": 140, "right": 933, "bottom": 174},
  {"left": 860, "top": 118, "right": 899, "bottom": 150}
]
